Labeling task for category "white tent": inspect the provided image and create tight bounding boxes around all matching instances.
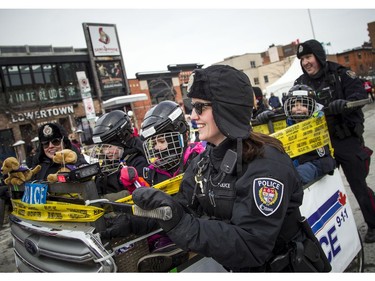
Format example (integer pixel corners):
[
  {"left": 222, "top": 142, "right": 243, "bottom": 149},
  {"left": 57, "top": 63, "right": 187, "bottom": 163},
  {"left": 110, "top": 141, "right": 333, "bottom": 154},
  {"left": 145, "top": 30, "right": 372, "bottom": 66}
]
[{"left": 266, "top": 57, "right": 303, "bottom": 100}]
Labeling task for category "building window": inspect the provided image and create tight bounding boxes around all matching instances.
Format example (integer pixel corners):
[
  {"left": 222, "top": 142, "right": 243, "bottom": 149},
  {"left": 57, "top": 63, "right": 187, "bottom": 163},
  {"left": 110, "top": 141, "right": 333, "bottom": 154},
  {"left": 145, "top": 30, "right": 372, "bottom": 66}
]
[
  {"left": 344, "top": 56, "right": 350, "bottom": 63},
  {"left": 32, "top": 65, "right": 44, "bottom": 84},
  {"left": 8, "top": 66, "right": 22, "bottom": 86},
  {"left": 20, "top": 65, "right": 32, "bottom": 85},
  {"left": 59, "top": 63, "right": 84, "bottom": 85},
  {"left": 254, "top": 77, "right": 259, "bottom": 85},
  {"left": 2, "top": 64, "right": 60, "bottom": 88},
  {"left": 250, "top": 61, "right": 256, "bottom": 68},
  {"left": 357, "top": 52, "right": 362, "bottom": 59},
  {"left": 148, "top": 78, "right": 175, "bottom": 105},
  {"left": 264, "top": 75, "right": 269, "bottom": 83},
  {"left": 0, "top": 61, "right": 91, "bottom": 108},
  {"left": 44, "top": 64, "right": 58, "bottom": 84},
  {"left": 1, "top": 66, "right": 10, "bottom": 87}
]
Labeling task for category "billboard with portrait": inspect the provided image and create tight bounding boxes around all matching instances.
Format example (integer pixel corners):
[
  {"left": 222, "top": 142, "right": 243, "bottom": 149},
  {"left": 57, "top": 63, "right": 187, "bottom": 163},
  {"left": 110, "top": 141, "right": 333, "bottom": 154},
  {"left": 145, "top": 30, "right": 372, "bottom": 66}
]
[{"left": 96, "top": 61, "right": 124, "bottom": 90}]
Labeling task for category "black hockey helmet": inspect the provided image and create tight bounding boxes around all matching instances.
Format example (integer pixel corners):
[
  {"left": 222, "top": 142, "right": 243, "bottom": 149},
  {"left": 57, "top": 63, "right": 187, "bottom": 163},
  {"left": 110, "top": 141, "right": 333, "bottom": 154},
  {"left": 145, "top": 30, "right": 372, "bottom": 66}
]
[
  {"left": 140, "top": 100, "right": 189, "bottom": 144},
  {"left": 140, "top": 100, "right": 189, "bottom": 171},
  {"left": 92, "top": 110, "right": 133, "bottom": 146},
  {"left": 284, "top": 84, "right": 317, "bottom": 121}
]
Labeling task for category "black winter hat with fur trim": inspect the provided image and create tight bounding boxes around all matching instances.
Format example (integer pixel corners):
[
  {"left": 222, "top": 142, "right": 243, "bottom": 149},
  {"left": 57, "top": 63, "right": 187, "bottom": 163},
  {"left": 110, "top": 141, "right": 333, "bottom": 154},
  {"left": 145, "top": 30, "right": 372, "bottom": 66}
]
[
  {"left": 187, "top": 65, "right": 254, "bottom": 140},
  {"left": 297, "top": 39, "right": 327, "bottom": 67}
]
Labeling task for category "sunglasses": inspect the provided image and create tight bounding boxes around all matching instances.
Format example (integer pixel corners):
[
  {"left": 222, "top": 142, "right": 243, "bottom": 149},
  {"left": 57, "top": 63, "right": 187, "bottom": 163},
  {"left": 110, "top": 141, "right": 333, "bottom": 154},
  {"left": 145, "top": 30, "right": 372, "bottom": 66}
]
[
  {"left": 191, "top": 102, "right": 212, "bottom": 115},
  {"left": 42, "top": 138, "right": 62, "bottom": 148}
]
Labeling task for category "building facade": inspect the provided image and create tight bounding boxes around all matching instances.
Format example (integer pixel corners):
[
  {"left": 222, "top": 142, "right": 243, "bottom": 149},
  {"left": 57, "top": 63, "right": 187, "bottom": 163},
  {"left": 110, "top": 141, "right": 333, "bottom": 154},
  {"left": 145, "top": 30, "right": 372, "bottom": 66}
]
[
  {"left": 0, "top": 45, "right": 202, "bottom": 162},
  {"left": 336, "top": 47, "right": 374, "bottom": 79}
]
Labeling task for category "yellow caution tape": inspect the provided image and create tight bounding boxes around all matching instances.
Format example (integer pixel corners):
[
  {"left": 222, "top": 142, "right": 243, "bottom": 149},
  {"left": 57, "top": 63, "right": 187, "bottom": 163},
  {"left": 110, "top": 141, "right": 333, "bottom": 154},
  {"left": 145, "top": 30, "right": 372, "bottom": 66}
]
[
  {"left": 252, "top": 123, "right": 270, "bottom": 134},
  {"left": 252, "top": 119, "right": 287, "bottom": 135},
  {"left": 270, "top": 115, "right": 334, "bottom": 158},
  {"left": 11, "top": 199, "right": 105, "bottom": 222},
  {"left": 115, "top": 173, "right": 184, "bottom": 204}
]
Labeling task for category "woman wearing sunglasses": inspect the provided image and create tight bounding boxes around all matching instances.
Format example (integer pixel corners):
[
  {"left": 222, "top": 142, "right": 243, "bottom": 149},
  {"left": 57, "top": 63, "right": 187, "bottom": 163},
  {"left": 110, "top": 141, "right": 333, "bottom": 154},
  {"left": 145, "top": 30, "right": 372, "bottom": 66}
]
[
  {"left": 132, "top": 65, "right": 330, "bottom": 272},
  {"left": 31, "top": 123, "right": 88, "bottom": 181}
]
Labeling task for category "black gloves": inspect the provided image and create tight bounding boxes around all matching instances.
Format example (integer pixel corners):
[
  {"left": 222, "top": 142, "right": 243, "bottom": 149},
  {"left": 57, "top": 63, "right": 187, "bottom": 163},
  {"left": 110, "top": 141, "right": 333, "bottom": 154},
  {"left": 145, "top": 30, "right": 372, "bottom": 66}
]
[
  {"left": 255, "top": 110, "right": 275, "bottom": 124},
  {"left": 328, "top": 99, "right": 347, "bottom": 115},
  {"left": 100, "top": 213, "right": 159, "bottom": 240},
  {"left": 100, "top": 214, "right": 132, "bottom": 240},
  {"left": 132, "top": 188, "right": 184, "bottom": 233}
]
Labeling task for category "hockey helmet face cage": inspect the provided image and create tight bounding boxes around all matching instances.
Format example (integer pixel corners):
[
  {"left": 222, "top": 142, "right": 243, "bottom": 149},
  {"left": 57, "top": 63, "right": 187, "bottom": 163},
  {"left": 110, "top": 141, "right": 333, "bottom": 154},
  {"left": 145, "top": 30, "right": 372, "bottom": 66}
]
[
  {"left": 92, "top": 110, "right": 133, "bottom": 146},
  {"left": 142, "top": 132, "right": 185, "bottom": 171},
  {"left": 85, "top": 144, "right": 124, "bottom": 175},
  {"left": 284, "top": 84, "right": 316, "bottom": 121},
  {"left": 140, "top": 100, "right": 189, "bottom": 146}
]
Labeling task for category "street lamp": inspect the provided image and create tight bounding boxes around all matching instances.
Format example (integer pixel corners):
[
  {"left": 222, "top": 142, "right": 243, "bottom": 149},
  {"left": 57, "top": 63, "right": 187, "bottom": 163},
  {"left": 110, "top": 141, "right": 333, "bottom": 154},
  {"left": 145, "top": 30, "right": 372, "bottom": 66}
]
[
  {"left": 31, "top": 137, "right": 39, "bottom": 150},
  {"left": 12, "top": 140, "right": 26, "bottom": 165},
  {"left": 75, "top": 129, "right": 83, "bottom": 145}
]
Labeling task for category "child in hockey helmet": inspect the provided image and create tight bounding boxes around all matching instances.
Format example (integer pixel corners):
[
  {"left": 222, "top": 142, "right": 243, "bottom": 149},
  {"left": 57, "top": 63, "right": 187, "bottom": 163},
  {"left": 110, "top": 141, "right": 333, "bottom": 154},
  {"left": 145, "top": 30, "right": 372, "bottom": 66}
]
[
  {"left": 284, "top": 84, "right": 318, "bottom": 122},
  {"left": 141, "top": 100, "right": 190, "bottom": 173}
]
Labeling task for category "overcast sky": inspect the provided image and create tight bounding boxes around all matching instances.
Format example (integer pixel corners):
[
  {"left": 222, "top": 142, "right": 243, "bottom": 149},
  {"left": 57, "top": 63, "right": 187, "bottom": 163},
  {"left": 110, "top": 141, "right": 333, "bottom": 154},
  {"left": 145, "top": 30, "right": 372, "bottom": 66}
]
[{"left": 0, "top": 5, "right": 374, "bottom": 78}]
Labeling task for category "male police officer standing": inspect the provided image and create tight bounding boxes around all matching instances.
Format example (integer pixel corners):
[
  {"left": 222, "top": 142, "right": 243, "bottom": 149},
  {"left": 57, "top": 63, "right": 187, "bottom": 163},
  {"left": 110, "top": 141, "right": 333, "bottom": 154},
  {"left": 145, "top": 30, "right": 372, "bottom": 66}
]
[{"left": 295, "top": 39, "right": 375, "bottom": 243}]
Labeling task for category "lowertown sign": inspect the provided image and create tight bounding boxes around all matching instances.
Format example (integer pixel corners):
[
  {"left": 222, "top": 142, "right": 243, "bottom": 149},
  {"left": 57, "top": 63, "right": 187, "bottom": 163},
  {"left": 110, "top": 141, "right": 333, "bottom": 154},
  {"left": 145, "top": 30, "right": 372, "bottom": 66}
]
[{"left": 10, "top": 105, "right": 75, "bottom": 123}]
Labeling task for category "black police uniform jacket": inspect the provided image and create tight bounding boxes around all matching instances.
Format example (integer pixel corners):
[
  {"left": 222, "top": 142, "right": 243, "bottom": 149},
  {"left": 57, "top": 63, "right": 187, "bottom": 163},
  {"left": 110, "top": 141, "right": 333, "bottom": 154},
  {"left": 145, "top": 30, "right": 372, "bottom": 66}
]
[
  {"left": 170, "top": 139, "right": 304, "bottom": 271},
  {"left": 295, "top": 61, "right": 367, "bottom": 139}
]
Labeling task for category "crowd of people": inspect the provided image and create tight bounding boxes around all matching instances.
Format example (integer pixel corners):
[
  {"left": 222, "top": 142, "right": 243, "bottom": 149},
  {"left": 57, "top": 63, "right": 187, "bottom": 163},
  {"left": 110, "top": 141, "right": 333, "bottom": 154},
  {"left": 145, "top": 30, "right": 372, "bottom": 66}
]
[{"left": 1, "top": 38, "right": 374, "bottom": 273}]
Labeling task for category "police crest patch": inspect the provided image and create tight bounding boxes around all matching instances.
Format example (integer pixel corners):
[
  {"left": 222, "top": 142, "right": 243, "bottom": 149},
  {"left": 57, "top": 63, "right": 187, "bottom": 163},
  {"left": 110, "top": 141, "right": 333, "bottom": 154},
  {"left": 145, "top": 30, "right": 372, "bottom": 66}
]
[
  {"left": 42, "top": 125, "right": 53, "bottom": 138},
  {"left": 346, "top": 70, "right": 357, "bottom": 79},
  {"left": 253, "top": 177, "right": 284, "bottom": 216},
  {"left": 298, "top": 45, "right": 304, "bottom": 54}
]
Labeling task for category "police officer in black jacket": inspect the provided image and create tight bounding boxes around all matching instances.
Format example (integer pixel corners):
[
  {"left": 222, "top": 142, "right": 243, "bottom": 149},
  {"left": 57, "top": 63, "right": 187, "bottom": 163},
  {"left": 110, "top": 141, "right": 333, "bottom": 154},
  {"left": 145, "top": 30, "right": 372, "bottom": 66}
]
[
  {"left": 295, "top": 39, "right": 375, "bottom": 243},
  {"left": 132, "top": 65, "right": 331, "bottom": 272}
]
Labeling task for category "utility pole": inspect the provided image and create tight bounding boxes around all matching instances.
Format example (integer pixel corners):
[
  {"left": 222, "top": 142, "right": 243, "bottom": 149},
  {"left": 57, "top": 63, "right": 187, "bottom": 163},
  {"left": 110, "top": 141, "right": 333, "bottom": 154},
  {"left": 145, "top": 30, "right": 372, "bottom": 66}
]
[{"left": 308, "top": 9, "right": 316, "bottom": 39}]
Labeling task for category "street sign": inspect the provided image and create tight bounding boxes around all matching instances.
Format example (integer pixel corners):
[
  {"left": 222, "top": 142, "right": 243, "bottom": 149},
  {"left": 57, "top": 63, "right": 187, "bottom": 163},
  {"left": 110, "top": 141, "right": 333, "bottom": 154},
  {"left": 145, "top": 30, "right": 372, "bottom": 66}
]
[{"left": 76, "top": 71, "right": 92, "bottom": 96}]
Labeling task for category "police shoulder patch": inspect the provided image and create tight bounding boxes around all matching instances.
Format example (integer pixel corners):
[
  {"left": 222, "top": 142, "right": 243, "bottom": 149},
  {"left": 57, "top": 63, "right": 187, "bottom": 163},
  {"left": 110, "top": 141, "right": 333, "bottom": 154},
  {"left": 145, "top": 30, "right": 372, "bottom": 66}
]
[
  {"left": 346, "top": 70, "right": 357, "bottom": 79},
  {"left": 253, "top": 177, "right": 284, "bottom": 216}
]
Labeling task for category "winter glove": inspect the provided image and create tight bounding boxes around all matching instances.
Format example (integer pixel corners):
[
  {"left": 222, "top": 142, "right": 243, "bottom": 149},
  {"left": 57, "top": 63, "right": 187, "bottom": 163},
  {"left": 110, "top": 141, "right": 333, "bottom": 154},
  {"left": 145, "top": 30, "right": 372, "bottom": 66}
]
[
  {"left": 328, "top": 99, "right": 347, "bottom": 115},
  {"left": 255, "top": 110, "right": 275, "bottom": 124},
  {"left": 120, "top": 166, "right": 138, "bottom": 186},
  {"left": 120, "top": 166, "right": 149, "bottom": 194},
  {"left": 100, "top": 214, "right": 132, "bottom": 240},
  {"left": 132, "top": 188, "right": 184, "bottom": 233},
  {"left": 100, "top": 213, "right": 159, "bottom": 240}
]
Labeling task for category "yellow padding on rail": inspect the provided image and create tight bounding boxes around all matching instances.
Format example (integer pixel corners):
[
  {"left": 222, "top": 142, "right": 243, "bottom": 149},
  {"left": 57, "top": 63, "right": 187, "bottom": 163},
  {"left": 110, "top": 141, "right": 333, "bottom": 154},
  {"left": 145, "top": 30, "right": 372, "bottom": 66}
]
[
  {"left": 11, "top": 199, "right": 104, "bottom": 222},
  {"left": 252, "top": 119, "right": 287, "bottom": 135},
  {"left": 115, "top": 173, "right": 184, "bottom": 204}
]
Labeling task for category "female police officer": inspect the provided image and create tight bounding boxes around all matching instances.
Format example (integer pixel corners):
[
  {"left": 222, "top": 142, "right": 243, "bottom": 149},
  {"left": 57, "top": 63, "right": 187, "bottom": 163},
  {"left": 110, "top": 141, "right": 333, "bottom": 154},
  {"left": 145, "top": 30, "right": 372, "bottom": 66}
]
[{"left": 132, "top": 65, "right": 330, "bottom": 272}]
